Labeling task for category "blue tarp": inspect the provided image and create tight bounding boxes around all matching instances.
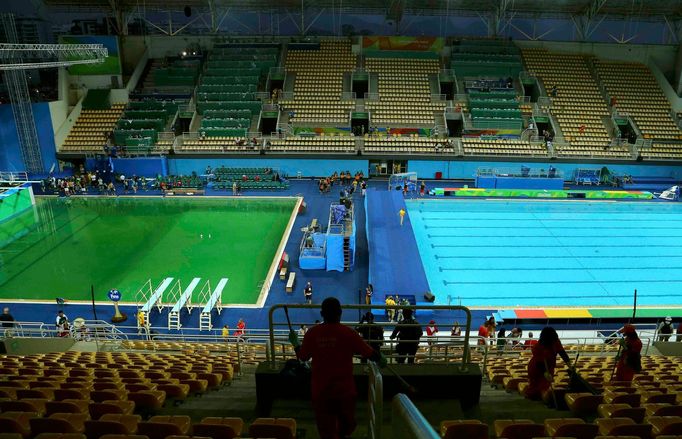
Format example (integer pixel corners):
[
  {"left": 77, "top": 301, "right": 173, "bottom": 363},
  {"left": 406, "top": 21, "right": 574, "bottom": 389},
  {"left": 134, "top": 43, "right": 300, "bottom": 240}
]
[{"left": 326, "top": 234, "right": 344, "bottom": 272}]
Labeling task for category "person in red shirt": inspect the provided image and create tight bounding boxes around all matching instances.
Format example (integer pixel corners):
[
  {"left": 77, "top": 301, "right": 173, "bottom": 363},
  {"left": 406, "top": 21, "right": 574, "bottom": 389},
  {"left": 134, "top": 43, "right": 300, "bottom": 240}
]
[
  {"left": 523, "top": 327, "right": 572, "bottom": 400},
  {"left": 234, "top": 318, "right": 246, "bottom": 338},
  {"left": 614, "top": 324, "right": 642, "bottom": 382},
  {"left": 524, "top": 331, "right": 539, "bottom": 349},
  {"left": 290, "top": 297, "right": 385, "bottom": 439},
  {"left": 477, "top": 317, "right": 494, "bottom": 346}
]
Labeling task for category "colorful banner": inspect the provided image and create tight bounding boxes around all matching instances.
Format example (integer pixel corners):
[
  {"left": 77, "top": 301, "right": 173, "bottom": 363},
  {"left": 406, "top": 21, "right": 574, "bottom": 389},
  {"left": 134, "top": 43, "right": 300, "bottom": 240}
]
[
  {"left": 60, "top": 35, "right": 121, "bottom": 76},
  {"left": 429, "top": 187, "right": 653, "bottom": 200},
  {"left": 293, "top": 127, "right": 352, "bottom": 135},
  {"left": 362, "top": 36, "right": 444, "bottom": 52}
]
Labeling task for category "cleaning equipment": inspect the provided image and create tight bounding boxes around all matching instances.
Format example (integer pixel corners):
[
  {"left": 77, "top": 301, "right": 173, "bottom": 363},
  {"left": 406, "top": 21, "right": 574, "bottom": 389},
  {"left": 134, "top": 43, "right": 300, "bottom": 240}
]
[{"left": 609, "top": 289, "right": 638, "bottom": 381}]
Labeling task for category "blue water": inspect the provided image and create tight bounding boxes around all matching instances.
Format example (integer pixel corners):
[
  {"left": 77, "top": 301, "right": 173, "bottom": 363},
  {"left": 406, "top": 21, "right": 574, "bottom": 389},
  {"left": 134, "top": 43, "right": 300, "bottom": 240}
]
[{"left": 407, "top": 199, "right": 682, "bottom": 308}]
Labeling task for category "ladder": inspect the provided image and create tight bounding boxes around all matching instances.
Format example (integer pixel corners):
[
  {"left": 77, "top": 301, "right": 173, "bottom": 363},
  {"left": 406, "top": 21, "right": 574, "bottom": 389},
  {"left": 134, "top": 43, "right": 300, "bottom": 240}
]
[
  {"left": 136, "top": 277, "right": 173, "bottom": 329},
  {"left": 343, "top": 236, "right": 351, "bottom": 271},
  {"left": 199, "top": 278, "right": 228, "bottom": 331},
  {"left": 168, "top": 278, "right": 201, "bottom": 330}
]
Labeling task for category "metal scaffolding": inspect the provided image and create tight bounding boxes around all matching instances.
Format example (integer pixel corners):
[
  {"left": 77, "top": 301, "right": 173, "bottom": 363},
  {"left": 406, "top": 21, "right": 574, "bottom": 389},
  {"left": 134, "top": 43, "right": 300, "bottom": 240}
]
[
  {"left": 0, "top": 43, "right": 108, "bottom": 70},
  {"left": 0, "top": 13, "right": 43, "bottom": 173},
  {"left": 0, "top": 13, "right": 107, "bottom": 173}
]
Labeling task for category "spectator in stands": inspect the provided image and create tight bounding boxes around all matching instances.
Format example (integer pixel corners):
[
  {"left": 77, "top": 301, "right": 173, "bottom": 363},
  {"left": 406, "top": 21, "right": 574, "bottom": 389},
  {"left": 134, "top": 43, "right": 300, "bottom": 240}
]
[
  {"left": 56, "top": 310, "right": 69, "bottom": 337},
  {"left": 0, "top": 307, "right": 15, "bottom": 328},
  {"left": 221, "top": 325, "right": 229, "bottom": 339},
  {"left": 390, "top": 308, "right": 422, "bottom": 364},
  {"left": 357, "top": 312, "right": 383, "bottom": 362},
  {"left": 385, "top": 295, "right": 396, "bottom": 322},
  {"left": 677, "top": 322, "right": 682, "bottom": 342},
  {"left": 550, "top": 85, "right": 558, "bottom": 97},
  {"left": 477, "top": 318, "right": 492, "bottom": 346},
  {"left": 451, "top": 321, "right": 462, "bottom": 337},
  {"left": 615, "top": 324, "right": 642, "bottom": 382},
  {"left": 304, "top": 281, "right": 313, "bottom": 304},
  {"left": 289, "top": 297, "right": 385, "bottom": 439},
  {"left": 523, "top": 327, "right": 572, "bottom": 400},
  {"left": 658, "top": 316, "right": 674, "bottom": 341},
  {"left": 299, "top": 324, "right": 308, "bottom": 337},
  {"left": 524, "top": 331, "right": 538, "bottom": 349},
  {"left": 234, "top": 318, "right": 246, "bottom": 338},
  {"left": 426, "top": 320, "right": 439, "bottom": 345}
]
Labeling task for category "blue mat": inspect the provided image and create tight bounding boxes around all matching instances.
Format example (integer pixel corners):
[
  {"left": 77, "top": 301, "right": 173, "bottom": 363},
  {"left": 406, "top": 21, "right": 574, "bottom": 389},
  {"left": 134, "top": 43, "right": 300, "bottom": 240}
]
[{"left": 366, "top": 188, "right": 430, "bottom": 301}]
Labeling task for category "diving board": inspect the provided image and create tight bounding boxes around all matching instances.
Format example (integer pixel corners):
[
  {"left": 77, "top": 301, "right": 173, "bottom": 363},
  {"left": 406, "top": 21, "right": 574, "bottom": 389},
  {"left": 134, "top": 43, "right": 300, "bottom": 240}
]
[
  {"left": 199, "top": 278, "right": 228, "bottom": 331},
  {"left": 135, "top": 277, "right": 174, "bottom": 329},
  {"left": 167, "top": 277, "right": 202, "bottom": 330}
]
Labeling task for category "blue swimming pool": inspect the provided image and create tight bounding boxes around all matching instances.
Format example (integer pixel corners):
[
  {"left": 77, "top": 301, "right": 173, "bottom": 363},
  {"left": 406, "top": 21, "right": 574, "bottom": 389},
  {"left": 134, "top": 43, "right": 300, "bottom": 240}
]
[{"left": 407, "top": 199, "right": 682, "bottom": 308}]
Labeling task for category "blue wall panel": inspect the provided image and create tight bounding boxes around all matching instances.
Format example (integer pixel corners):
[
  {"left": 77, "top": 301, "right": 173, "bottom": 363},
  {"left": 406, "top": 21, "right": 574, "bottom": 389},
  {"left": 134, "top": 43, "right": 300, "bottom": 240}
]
[
  {"left": 85, "top": 157, "right": 168, "bottom": 177},
  {"left": 408, "top": 159, "right": 682, "bottom": 181},
  {"left": 0, "top": 103, "right": 56, "bottom": 173},
  {"left": 168, "top": 158, "right": 369, "bottom": 178}
]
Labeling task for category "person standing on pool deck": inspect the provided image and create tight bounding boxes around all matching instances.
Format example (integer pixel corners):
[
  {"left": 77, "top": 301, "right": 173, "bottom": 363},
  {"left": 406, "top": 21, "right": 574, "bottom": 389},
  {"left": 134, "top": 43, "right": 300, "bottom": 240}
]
[
  {"left": 399, "top": 208, "right": 406, "bottom": 226},
  {"left": 304, "top": 281, "right": 313, "bottom": 304},
  {"left": 420, "top": 181, "right": 426, "bottom": 197}
]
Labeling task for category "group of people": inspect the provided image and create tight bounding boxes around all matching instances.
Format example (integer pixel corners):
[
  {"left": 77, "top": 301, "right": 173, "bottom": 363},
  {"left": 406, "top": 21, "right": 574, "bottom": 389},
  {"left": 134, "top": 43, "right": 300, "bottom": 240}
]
[{"left": 317, "top": 171, "right": 366, "bottom": 196}]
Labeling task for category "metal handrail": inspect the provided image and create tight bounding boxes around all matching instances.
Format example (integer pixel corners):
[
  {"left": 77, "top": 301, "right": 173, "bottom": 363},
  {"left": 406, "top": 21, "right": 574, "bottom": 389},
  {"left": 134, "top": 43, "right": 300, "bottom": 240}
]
[
  {"left": 368, "top": 362, "right": 383, "bottom": 439},
  {"left": 267, "top": 304, "right": 473, "bottom": 369},
  {"left": 391, "top": 394, "right": 440, "bottom": 439}
]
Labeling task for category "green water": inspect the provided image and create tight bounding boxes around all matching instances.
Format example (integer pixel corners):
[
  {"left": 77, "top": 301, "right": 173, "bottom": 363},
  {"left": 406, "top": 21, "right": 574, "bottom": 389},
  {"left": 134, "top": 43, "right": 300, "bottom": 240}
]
[{"left": 0, "top": 197, "right": 297, "bottom": 303}]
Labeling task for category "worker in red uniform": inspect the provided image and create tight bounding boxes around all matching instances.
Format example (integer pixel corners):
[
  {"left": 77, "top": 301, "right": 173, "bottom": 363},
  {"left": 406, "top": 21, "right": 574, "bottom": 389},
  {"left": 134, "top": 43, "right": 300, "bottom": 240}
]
[
  {"left": 614, "top": 324, "right": 642, "bottom": 382},
  {"left": 289, "top": 297, "right": 386, "bottom": 439},
  {"left": 523, "top": 327, "right": 572, "bottom": 400}
]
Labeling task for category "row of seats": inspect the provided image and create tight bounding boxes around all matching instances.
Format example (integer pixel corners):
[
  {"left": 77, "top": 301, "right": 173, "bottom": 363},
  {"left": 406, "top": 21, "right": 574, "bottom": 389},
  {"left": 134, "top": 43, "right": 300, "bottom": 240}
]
[
  {"left": 365, "top": 57, "right": 444, "bottom": 125},
  {"left": 0, "top": 411, "right": 296, "bottom": 439},
  {"left": 364, "top": 137, "right": 454, "bottom": 154},
  {"left": 283, "top": 40, "right": 356, "bottom": 124},
  {"left": 268, "top": 136, "right": 355, "bottom": 153},
  {"left": 61, "top": 104, "right": 125, "bottom": 152},
  {"left": 462, "top": 138, "right": 548, "bottom": 157},
  {"left": 440, "top": 415, "right": 682, "bottom": 439},
  {"left": 522, "top": 48, "right": 630, "bottom": 158},
  {"left": 641, "top": 142, "right": 682, "bottom": 160},
  {"left": 594, "top": 59, "right": 682, "bottom": 142}
]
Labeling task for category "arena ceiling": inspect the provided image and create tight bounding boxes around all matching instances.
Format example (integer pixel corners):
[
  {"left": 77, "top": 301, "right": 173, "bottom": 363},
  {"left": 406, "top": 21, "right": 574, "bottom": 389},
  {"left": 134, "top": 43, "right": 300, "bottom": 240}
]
[{"left": 41, "top": 0, "right": 682, "bottom": 18}]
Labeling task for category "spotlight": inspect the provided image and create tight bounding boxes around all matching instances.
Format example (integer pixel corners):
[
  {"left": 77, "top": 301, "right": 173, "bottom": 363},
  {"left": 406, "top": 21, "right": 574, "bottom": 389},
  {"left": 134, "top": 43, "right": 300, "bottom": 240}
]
[{"left": 181, "top": 51, "right": 187, "bottom": 57}]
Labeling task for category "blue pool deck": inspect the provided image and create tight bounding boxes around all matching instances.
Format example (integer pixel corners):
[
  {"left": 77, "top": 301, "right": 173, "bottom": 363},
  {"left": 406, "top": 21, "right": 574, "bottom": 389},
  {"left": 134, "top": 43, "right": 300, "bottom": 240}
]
[{"left": 407, "top": 199, "right": 682, "bottom": 308}]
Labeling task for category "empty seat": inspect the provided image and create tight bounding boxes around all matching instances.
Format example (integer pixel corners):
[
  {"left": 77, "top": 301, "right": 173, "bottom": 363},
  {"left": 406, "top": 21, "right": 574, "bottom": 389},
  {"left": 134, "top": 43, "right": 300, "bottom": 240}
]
[
  {"left": 544, "top": 417, "right": 598, "bottom": 439},
  {"left": 192, "top": 417, "right": 244, "bottom": 439},
  {"left": 33, "top": 434, "right": 87, "bottom": 439},
  {"left": 88, "top": 401, "right": 135, "bottom": 420},
  {"left": 439, "top": 420, "right": 488, "bottom": 439},
  {"left": 46, "top": 400, "right": 90, "bottom": 416},
  {"left": 644, "top": 403, "right": 682, "bottom": 417},
  {"left": 85, "top": 414, "right": 141, "bottom": 439},
  {"left": 0, "top": 411, "right": 38, "bottom": 439},
  {"left": 595, "top": 417, "right": 652, "bottom": 438},
  {"left": 648, "top": 416, "right": 682, "bottom": 436},
  {"left": 30, "top": 413, "right": 89, "bottom": 435},
  {"left": 493, "top": 419, "right": 544, "bottom": 439},
  {"left": 249, "top": 418, "right": 297, "bottom": 439},
  {"left": 156, "top": 384, "right": 189, "bottom": 401},
  {"left": 127, "top": 391, "right": 165, "bottom": 414},
  {"left": 598, "top": 403, "right": 646, "bottom": 423},
  {"left": 566, "top": 392, "right": 604, "bottom": 417},
  {"left": 137, "top": 415, "right": 191, "bottom": 439},
  {"left": 34, "top": 435, "right": 87, "bottom": 439},
  {"left": 0, "top": 399, "right": 48, "bottom": 416}
]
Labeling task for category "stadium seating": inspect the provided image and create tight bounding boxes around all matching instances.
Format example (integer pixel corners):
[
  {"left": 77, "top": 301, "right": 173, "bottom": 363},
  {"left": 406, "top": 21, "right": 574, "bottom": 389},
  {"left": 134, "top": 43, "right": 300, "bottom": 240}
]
[
  {"left": 281, "top": 40, "right": 356, "bottom": 124},
  {"left": 365, "top": 57, "right": 444, "bottom": 125},
  {"left": 113, "top": 100, "right": 179, "bottom": 153},
  {"left": 594, "top": 60, "right": 682, "bottom": 141},
  {"left": 267, "top": 135, "right": 355, "bottom": 153},
  {"left": 451, "top": 40, "right": 523, "bottom": 77},
  {"left": 61, "top": 104, "right": 125, "bottom": 153},
  {"left": 462, "top": 137, "right": 548, "bottom": 157},
  {"left": 521, "top": 48, "right": 630, "bottom": 159},
  {"left": 195, "top": 47, "right": 274, "bottom": 136},
  {"left": 363, "top": 136, "right": 454, "bottom": 154}
]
